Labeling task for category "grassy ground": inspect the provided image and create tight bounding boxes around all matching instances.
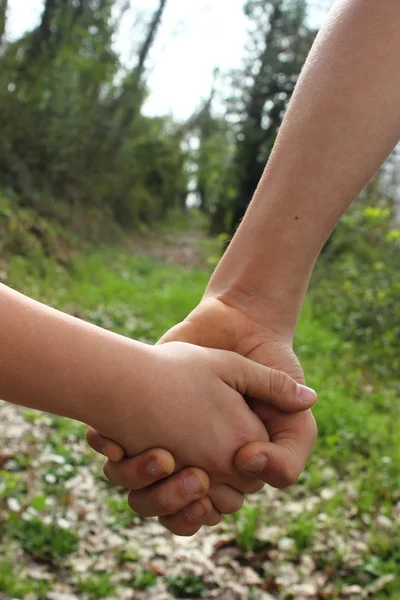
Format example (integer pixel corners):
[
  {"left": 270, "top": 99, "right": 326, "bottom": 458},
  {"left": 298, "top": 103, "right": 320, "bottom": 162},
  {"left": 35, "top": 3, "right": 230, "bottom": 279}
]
[{"left": 0, "top": 243, "right": 399, "bottom": 599}]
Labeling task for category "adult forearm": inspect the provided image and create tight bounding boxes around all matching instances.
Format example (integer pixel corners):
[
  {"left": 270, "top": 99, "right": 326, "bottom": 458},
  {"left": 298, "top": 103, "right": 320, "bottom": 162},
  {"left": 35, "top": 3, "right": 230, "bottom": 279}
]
[
  {"left": 0, "top": 283, "right": 144, "bottom": 428},
  {"left": 206, "top": 0, "right": 400, "bottom": 337}
]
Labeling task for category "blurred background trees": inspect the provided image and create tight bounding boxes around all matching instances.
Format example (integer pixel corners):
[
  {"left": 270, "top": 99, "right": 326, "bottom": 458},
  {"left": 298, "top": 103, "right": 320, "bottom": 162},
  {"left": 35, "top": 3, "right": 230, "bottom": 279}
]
[
  {"left": 0, "top": 0, "right": 321, "bottom": 233},
  {"left": 0, "top": 0, "right": 399, "bottom": 371},
  {"left": 0, "top": 0, "right": 187, "bottom": 229}
]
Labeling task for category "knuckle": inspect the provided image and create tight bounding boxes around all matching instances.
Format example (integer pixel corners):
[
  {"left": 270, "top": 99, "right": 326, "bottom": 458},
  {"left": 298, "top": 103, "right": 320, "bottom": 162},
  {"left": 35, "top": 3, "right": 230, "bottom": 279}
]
[
  {"left": 244, "top": 480, "right": 265, "bottom": 494},
  {"left": 277, "top": 463, "right": 300, "bottom": 489},
  {"left": 271, "top": 369, "right": 288, "bottom": 396},
  {"left": 205, "top": 510, "right": 222, "bottom": 526},
  {"left": 117, "top": 461, "right": 142, "bottom": 490},
  {"left": 210, "top": 457, "right": 236, "bottom": 479},
  {"left": 127, "top": 491, "right": 142, "bottom": 514},
  {"left": 224, "top": 496, "right": 244, "bottom": 515},
  {"left": 152, "top": 485, "right": 173, "bottom": 513},
  {"left": 160, "top": 517, "right": 202, "bottom": 537},
  {"left": 239, "top": 420, "right": 267, "bottom": 446}
]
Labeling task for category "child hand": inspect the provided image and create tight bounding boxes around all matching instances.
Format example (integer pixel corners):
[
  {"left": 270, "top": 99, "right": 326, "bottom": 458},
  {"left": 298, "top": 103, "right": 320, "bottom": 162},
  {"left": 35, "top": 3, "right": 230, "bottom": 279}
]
[{"left": 88, "top": 341, "right": 317, "bottom": 519}]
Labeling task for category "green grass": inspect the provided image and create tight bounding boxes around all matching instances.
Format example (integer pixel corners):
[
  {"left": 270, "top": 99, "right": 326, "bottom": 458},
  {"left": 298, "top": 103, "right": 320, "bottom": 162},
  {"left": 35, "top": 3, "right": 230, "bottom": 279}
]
[
  {"left": 1, "top": 244, "right": 399, "bottom": 598},
  {"left": 7, "top": 249, "right": 209, "bottom": 342},
  {"left": 6, "top": 513, "right": 78, "bottom": 562},
  {"left": 0, "top": 560, "right": 52, "bottom": 599},
  {"left": 77, "top": 573, "right": 116, "bottom": 598}
]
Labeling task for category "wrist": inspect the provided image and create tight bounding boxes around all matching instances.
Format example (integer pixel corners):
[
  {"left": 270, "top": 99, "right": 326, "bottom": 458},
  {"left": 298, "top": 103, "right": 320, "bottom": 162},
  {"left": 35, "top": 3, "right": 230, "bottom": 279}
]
[
  {"left": 79, "top": 333, "right": 150, "bottom": 434},
  {"left": 204, "top": 186, "right": 325, "bottom": 338}
]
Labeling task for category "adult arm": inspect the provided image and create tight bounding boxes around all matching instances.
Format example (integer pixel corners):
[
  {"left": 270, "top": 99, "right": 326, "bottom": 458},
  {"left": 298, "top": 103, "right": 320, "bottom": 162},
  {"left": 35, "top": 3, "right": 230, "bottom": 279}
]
[{"left": 208, "top": 0, "right": 400, "bottom": 336}]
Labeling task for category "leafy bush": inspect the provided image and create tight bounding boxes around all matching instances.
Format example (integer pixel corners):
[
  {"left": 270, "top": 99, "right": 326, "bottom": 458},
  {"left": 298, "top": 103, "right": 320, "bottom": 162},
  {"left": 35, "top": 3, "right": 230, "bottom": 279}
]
[{"left": 312, "top": 201, "right": 400, "bottom": 379}]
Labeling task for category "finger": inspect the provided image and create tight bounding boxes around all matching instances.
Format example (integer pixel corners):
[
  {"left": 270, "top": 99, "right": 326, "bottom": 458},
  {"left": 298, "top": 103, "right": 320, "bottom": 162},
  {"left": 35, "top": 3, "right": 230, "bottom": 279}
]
[
  {"left": 208, "top": 484, "right": 245, "bottom": 515},
  {"left": 86, "top": 427, "right": 125, "bottom": 462},
  {"left": 127, "top": 468, "right": 210, "bottom": 517},
  {"left": 103, "top": 449, "right": 176, "bottom": 490},
  {"left": 235, "top": 409, "right": 317, "bottom": 488},
  {"left": 217, "top": 472, "right": 266, "bottom": 494},
  {"left": 218, "top": 352, "right": 318, "bottom": 412},
  {"left": 159, "top": 497, "right": 221, "bottom": 536}
]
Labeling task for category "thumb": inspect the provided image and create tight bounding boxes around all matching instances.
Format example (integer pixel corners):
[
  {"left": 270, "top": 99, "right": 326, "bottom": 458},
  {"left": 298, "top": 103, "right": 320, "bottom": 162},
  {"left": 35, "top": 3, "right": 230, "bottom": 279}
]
[
  {"left": 86, "top": 427, "right": 125, "bottom": 462},
  {"left": 219, "top": 352, "right": 317, "bottom": 412}
]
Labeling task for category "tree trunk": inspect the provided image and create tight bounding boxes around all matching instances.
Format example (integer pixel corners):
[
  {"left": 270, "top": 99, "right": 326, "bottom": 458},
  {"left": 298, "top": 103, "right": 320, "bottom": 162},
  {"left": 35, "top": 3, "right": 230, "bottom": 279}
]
[
  {"left": 115, "top": 0, "right": 168, "bottom": 137},
  {"left": 0, "top": 0, "right": 7, "bottom": 44}
]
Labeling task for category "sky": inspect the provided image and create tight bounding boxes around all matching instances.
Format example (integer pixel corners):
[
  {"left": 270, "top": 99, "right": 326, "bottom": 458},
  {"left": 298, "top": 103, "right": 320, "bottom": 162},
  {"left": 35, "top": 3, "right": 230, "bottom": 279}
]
[{"left": 7, "top": 0, "right": 331, "bottom": 120}]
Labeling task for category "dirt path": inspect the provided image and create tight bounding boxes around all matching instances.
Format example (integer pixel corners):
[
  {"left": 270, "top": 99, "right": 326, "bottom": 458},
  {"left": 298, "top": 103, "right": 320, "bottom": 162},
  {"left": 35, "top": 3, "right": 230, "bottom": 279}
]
[{"left": 129, "top": 228, "right": 211, "bottom": 270}]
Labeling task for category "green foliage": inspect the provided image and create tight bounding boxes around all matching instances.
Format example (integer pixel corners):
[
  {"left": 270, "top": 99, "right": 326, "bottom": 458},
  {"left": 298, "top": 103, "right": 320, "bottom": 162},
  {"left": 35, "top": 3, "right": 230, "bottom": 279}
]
[
  {"left": 77, "top": 573, "right": 116, "bottom": 598},
  {"left": 114, "top": 546, "right": 140, "bottom": 563},
  {"left": 106, "top": 494, "right": 135, "bottom": 528},
  {"left": 312, "top": 195, "right": 400, "bottom": 378},
  {"left": 132, "top": 569, "right": 158, "bottom": 591},
  {"left": 167, "top": 574, "right": 207, "bottom": 598},
  {"left": 0, "top": 559, "right": 52, "bottom": 599},
  {"left": 0, "top": 194, "right": 76, "bottom": 267},
  {"left": 6, "top": 514, "right": 78, "bottom": 562},
  {"left": 226, "top": 0, "right": 316, "bottom": 232},
  {"left": 235, "top": 503, "right": 262, "bottom": 553},
  {"left": 286, "top": 513, "right": 316, "bottom": 552},
  {"left": 0, "top": 2, "right": 187, "bottom": 232},
  {"left": 0, "top": 471, "right": 26, "bottom": 503}
]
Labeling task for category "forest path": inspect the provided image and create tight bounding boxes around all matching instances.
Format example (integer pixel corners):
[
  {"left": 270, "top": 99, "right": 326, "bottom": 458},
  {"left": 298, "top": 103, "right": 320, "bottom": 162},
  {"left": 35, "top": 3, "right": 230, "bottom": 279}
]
[{"left": 129, "top": 226, "right": 212, "bottom": 270}]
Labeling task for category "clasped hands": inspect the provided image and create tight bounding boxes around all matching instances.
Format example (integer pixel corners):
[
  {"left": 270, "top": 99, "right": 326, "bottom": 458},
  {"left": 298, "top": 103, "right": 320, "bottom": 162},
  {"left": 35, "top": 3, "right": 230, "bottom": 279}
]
[{"left": 87, "top": 297, "right": 318, "bottom": 536}]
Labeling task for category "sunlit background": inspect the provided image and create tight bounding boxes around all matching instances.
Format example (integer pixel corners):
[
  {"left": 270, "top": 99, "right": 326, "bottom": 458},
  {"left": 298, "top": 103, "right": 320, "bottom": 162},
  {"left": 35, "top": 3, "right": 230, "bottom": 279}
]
[{"left": 7, "top": 0, "right": 332, "bottom": 118}]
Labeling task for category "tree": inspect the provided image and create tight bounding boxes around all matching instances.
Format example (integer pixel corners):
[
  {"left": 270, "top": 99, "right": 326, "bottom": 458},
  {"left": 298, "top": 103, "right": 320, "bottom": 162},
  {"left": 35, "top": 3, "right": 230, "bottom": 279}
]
[
  {"left": 0, "top": 0, "right": 7, "bottom": 45},
  {"left": 184, "top": 70, "right": 234, "bottom": 222},
  {"left": 113, "top": 0, "right": 168, "bottom": 141},
  {"left": 0, "top": 0, "right": 186, "bottom": 231},
  {"left": 227, "top": 0, "right": 316, "bottom": 232}
]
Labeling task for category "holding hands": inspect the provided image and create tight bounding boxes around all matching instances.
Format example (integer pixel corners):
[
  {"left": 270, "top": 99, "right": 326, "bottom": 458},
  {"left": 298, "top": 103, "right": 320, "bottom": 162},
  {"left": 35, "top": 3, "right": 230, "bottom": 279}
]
[
  {"left": 0, "top": 285, "right": 315, "bottom": 541},
  {"left": 88, "top": 296, "right": 318, "bottom": 536}
]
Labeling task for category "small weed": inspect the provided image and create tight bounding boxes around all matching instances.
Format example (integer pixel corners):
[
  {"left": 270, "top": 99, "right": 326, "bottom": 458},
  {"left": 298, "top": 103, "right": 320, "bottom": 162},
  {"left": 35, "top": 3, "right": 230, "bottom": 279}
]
[
  {"left": 235, "top": 503, "right": 261, "bottom": 553},
  {"left": 115, "top": 546, "right": 140, "bottom": 563},
  {"left": 106, "top": 494, "right": 135, "bottom": 528},
  {"left": 132, "top": 568, "right": 158, "bottom": 590},
  {"left": 286, "top": 513, "right": 316, "bottom": 552},
  {"left": 167, "top": 574, "right": 207, "bottom": 598},
  {"left": 0, "top": 471, "right": 26, "bottom": 502},
  {"left": 77, "top": 573, "right": 116, "bottom": 598},
  {"left": 22, "top": 410, "right": 43, "bottom": 423},
  {"left": 0, "top": 559, "right": 52, "bottom": 599},
  {"left": 7, "top": 514, "right": 78, "bottom": 562}
]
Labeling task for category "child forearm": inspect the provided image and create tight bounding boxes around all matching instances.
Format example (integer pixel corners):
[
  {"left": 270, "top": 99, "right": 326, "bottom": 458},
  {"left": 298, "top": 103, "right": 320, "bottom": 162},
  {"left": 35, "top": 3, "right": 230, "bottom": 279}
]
[{"left": 0, "top": 283, "right": 145, "bottom": 428}]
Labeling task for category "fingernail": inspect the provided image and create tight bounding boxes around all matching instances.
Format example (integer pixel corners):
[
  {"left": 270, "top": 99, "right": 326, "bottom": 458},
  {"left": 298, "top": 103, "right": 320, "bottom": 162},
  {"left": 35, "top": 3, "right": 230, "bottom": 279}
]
[
  {"left": 147, "top": 459, "right": 163, "bottom": 477},
  {"left": 296, "top": 384, "right": 318, "bottom": 404},
  {"left": 240, "top": 454, "right": 267, "bottom": 475},
  {"left": 185, "top": 502, "right": 206, "bottom": 520},
  {"left": 184, "top": 474, "right": 202, "bottom": 495}
]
